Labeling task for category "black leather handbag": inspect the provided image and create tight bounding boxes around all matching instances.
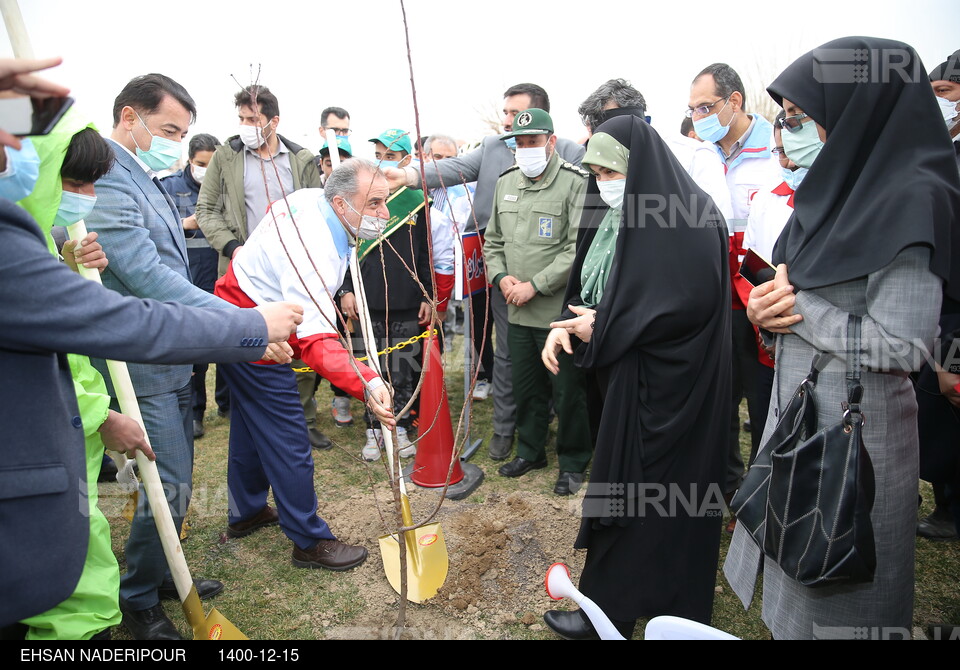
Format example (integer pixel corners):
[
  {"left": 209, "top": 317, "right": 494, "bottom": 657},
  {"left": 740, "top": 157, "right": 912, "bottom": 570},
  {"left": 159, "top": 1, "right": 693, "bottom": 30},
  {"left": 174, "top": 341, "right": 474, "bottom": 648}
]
[{"left": 730, "top": 315, "right": 876, "bottom": 587}]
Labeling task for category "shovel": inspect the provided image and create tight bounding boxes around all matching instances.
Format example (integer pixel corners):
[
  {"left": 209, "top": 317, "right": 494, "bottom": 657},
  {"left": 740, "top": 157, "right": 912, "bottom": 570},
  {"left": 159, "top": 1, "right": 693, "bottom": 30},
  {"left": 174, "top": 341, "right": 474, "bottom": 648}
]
[
  {"left": 349, "top": 245, "right": 448, "bottom": 602},
  {"left": 67, "top": 221, "right": 247, "bottom": 640}
]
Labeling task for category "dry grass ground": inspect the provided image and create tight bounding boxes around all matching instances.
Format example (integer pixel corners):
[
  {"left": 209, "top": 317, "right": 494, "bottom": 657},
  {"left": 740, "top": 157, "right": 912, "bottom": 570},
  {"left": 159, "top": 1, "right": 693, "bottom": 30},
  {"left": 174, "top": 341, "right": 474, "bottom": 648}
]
[{"left": 102, "top": 331, "right": 960, "bottom": 640}]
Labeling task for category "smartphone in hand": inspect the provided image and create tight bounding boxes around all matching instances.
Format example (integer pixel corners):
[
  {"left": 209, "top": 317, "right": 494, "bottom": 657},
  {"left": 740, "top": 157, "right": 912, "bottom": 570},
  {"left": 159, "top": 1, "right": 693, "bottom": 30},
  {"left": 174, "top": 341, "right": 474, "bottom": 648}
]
[
  {"left": 739, "top": 248, "right": 777, "bottom": 287},
  {"left": 0, "top": 94, "right": 74, "bottom": 136}
]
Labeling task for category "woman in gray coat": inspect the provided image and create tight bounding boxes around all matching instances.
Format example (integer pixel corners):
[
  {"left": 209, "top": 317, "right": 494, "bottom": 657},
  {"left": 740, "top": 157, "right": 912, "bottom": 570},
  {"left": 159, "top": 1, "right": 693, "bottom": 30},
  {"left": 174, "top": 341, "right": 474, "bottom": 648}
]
[{"left": 724, "top": 36, "right": 960, "bottom": 640}]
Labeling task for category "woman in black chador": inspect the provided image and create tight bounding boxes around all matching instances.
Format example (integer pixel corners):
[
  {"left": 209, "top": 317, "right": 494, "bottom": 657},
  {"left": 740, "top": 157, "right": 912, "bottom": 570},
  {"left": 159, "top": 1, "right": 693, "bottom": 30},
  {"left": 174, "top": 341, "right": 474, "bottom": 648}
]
[{"left": 542, "top": 115, "right": 731, "bottom": 638}]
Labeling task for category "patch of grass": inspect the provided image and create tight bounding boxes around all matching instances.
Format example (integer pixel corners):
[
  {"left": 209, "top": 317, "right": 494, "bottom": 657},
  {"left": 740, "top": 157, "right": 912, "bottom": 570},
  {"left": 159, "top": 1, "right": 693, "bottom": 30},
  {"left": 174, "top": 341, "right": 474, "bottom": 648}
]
[{"left": 101, "top": 339, "right": 960, "bottom": 640}]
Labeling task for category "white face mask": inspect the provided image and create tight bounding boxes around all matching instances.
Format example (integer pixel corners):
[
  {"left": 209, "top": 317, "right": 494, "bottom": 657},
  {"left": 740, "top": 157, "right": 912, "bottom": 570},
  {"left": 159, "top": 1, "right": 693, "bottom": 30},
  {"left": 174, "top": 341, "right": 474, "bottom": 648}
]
[
  {"left": 937, "top": 95, "right": 959, "bottom": 124},
  {"left": 597, "top": 178, "right": 626, "bottom": 209},
  {"left": 191, "top": 164, "right": 207, "bottom": 184},
  {"left": 239, "top": 124, "right": 271, "bottom": 150},
  {"left": 515, "top": 146, "right": 549, "bottom": 178},
  {"left": 341, "top": 197, "right": 388, "bottom": 240},
  {"left": 936, "top": 96, "right": 960, "bottom": 140}
]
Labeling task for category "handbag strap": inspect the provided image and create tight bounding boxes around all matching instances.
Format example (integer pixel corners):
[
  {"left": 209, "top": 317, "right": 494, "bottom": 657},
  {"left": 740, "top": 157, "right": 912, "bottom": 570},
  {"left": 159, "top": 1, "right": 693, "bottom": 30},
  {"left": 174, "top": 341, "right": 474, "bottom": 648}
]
[{"left": 844, "top": 314, "right": 864, "bottom": 423}]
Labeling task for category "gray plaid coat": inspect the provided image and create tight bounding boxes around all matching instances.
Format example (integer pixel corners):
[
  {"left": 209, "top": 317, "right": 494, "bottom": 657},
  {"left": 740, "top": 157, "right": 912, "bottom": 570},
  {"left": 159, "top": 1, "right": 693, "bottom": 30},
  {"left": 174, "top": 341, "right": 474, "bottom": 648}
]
[{"left": 724, "top": 246, "right": 942, "bottom": 640}]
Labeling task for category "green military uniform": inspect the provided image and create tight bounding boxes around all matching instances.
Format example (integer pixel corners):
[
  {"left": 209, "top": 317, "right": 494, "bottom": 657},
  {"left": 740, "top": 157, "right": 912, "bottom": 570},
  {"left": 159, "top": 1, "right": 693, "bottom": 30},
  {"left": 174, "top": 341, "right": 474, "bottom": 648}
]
[{"left": 483, "top": 108, "right": 592, "bottom": 477}]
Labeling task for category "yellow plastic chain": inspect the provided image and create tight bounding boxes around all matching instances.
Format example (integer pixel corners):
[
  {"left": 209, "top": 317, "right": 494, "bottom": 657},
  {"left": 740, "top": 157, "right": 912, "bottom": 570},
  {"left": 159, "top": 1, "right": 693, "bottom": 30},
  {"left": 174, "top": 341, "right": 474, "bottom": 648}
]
[{"left": 291, "top": 329, "right": 439, "bottom": 372}]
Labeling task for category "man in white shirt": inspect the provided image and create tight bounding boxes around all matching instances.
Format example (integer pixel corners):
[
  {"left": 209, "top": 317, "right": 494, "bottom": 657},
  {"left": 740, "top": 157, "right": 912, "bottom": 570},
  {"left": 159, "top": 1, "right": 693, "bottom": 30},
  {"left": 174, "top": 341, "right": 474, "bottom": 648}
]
[{"left": 214, "top": 159, "right": 394, "bottom": 577}]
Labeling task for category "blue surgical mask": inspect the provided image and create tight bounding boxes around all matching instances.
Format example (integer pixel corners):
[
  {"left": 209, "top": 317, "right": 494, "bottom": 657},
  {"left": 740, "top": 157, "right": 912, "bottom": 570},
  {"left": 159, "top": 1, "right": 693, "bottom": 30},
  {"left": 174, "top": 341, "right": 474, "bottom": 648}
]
[
  {"left": 597, "top": 178, "right": 627, "bottom": 209},
  {"left": 781, "top": 167, "right": 808, "bottom": 191},
  {"left": 131, "top": 111, "right": 182, "bottom": 171},
  {"left": 503, "top": 136, "right": 517, "bottom": 151},
  {"left": 54, "top": 190, "right": 97, "bottom": 226},
  {"left": 377, "top": 160, "right": 399, "bottom": 171},
  {"left": 0, "top": 138, "right": 41, "bottom": 202},
  {"left": 692, "top": 99, "right": 731, "bottom": 144},
  {"left": 780, "top": 120, "right": 823, "bottom": 169}
]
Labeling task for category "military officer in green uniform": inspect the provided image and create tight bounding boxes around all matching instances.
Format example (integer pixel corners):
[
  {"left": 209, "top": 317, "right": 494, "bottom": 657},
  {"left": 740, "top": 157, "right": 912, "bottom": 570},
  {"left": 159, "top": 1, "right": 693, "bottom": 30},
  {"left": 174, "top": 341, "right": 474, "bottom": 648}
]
[{"left": 483, "top": 108, "right": 592, "bottom": 496}]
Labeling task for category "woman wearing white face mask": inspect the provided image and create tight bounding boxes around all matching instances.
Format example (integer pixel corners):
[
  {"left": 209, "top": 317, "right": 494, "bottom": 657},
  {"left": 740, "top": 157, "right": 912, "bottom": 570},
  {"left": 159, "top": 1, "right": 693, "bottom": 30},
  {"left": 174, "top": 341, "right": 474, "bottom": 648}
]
[{"left": 541, "top": 116, "right": 731, "bottom": 639}]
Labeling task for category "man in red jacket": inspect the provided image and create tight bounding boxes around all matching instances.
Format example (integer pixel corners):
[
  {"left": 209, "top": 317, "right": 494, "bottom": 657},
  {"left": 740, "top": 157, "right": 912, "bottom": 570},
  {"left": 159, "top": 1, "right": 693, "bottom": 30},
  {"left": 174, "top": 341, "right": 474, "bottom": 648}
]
[{"left": 215, "top": 159, "right": 395, "bottom": 571}]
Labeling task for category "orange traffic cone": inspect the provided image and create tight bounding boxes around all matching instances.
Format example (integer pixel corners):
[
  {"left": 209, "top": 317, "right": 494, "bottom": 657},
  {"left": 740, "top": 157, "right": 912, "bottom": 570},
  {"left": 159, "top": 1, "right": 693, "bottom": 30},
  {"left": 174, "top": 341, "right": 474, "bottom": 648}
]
[{"left": 411, "top": 333, "right": 465, "bottom": 487}]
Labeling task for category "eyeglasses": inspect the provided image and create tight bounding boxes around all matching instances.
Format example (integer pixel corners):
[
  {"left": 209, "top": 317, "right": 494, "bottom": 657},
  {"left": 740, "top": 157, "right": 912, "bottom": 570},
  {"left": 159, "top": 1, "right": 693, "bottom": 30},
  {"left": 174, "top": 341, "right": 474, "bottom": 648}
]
[
  {"left": 778, "top": 113, "right": 810, "bottom": 133},
  {"left": 324, "top": 127, "right": 352, "bottom": 136},
  {"left": 684, "top": 97, "right": 729, "bottom": 118},
  {"left": 772, "top": 146, "right": 785, "bottom": 155}
]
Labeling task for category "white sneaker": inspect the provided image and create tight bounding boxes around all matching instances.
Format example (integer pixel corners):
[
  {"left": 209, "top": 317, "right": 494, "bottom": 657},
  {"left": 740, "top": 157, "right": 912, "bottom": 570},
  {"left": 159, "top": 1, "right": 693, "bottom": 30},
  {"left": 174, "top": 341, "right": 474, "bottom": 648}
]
[
  {"left": 472, "top": 380, "right": 491, "bottom": 400},
  {"left": 331, "top": 396, "right": 353, "bottom": 427},
  {"left": 361, "top": 428, "right": 382, "bottom": 462},
  {"left": 396, "top": 426, "right": 416, "bottom": 459}
]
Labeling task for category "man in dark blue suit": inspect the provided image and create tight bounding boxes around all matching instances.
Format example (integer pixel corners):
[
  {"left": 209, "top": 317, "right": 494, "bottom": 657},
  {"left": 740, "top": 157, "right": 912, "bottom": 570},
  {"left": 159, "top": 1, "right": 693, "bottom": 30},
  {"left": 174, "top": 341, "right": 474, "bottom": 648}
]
[
  {"left": 0, "top": 56, "right": 304, "bottom": 637},
  {"left": 0, "top": 195, "right": 304, "bottom": 629}
]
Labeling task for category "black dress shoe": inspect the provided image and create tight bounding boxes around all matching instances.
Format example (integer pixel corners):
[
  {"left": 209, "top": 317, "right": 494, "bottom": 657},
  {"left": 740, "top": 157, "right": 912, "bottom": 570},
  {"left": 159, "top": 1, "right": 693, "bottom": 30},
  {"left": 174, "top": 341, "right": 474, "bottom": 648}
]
[
  {"left": 498, "top": 456, "right": 547, "bottom": 478},
  {"left": 543, "top": 610, "right": 599, "bottom": 640},
  {"left": 97, "top": 457, "right": 118, "bottom": 483},
  {"left": 193, "top": 419, "right": 205, "bottom": 439},
  {"left": 308, "top": 426, "right": 333, "bottom": 450},
  {"left": 121, "top": 603, "right": 182, "bottom": 641},
  {"left": 554, "top": 471, "right": 584, "bottom": 496},
  {"left": 917, "top": 509, "right": 959, "bottom": 541},
  {"left": 158, "top": 578, "right": 224, "bottom": 601},
  {"left": 488, "top": 433, "right": 514, "bottom": 461}
]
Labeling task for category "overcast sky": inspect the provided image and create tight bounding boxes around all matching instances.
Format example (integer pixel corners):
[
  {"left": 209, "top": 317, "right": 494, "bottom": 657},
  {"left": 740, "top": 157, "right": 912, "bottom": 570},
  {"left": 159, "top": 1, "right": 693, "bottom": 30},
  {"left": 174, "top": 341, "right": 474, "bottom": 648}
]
[{"left": 2, "top": 0, "right": 956, "bottom": 160}]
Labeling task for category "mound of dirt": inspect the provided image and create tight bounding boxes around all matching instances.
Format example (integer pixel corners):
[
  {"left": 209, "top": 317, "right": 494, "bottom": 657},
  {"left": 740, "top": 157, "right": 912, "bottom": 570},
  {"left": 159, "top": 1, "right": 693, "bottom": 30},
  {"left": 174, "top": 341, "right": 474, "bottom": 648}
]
[{"left": 322, "top": 487, "right": 586, "bottom": 639}]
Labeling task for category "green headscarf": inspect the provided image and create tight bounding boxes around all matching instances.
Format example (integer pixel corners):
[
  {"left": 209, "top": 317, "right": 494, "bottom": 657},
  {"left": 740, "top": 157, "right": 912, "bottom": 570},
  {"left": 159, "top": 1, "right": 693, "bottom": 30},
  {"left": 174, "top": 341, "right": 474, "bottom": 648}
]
[
  {"left": 580, "top": 132, "right": 629, "bottom": 307},
  {"left": 19, "top": 106, "right": 99, "bottom": 252},
  {"left": 582, "top": 132, "right": 629, "bottom": 175}
]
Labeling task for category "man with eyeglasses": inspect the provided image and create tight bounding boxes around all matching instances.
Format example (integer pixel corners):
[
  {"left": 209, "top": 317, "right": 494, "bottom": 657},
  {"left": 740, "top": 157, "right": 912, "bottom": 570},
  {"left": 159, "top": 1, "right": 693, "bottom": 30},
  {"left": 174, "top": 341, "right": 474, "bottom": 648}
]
[
  {"left": 320, "top": 106, "right": 351, "bottom": 140},
  {"left": 687, "top": 63, "right": 780, "bottom": 533},
  {"left": 738, "top": 112, "right": 806, "bottom": 465}
]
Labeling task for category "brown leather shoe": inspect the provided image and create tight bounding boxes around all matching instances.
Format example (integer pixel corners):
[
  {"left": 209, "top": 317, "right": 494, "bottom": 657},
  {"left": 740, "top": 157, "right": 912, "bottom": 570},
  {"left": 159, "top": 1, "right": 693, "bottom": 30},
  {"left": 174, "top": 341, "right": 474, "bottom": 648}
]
[
  {"left": 227, "top": 505, "right": 279, "bottom": 539},
  {"left": 291, "top": 539, "right": 368, "bottom": 571}
]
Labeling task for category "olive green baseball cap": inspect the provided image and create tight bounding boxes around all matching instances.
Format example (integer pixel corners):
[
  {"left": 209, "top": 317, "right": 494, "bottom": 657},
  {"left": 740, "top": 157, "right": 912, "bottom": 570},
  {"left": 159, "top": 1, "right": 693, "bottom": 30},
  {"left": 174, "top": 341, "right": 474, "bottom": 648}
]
[{"left": 501, "top": 108, "right": 553, "bottom": 140}]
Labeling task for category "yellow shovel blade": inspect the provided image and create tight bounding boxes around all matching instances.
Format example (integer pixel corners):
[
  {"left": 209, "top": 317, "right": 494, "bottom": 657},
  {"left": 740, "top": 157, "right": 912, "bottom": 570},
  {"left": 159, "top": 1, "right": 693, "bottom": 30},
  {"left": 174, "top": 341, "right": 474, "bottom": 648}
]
[
  {"left": 379, "top": 522, "right": 448, "bottom": 603},
  {"left": 182, "top": 584, "right": 248, "bottom": 640},
  {"left": 194, "top": 608, "right": 248, "bottom": 641},
  {"left": 121, "top": 491, "right": 138, "bottom": 522}
]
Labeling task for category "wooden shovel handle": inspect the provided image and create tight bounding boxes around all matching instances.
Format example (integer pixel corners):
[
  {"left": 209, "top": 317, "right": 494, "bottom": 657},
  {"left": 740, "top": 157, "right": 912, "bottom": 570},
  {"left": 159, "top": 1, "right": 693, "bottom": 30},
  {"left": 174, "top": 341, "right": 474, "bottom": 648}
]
[{"left": 67, "top": 221, "right": 199, "bottom": 611}]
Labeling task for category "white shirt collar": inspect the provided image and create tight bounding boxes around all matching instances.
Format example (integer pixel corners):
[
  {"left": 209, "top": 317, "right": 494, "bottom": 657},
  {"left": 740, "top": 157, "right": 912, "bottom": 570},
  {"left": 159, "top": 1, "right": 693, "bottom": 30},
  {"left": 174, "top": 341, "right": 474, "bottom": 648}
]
[{"left": 115, "top": 139, "right": 156, "bottom": 177}]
